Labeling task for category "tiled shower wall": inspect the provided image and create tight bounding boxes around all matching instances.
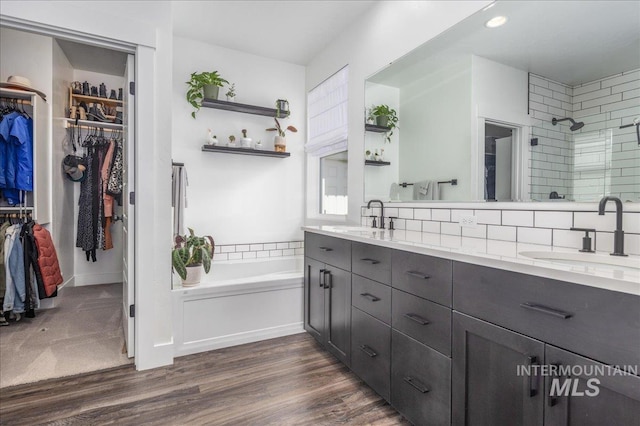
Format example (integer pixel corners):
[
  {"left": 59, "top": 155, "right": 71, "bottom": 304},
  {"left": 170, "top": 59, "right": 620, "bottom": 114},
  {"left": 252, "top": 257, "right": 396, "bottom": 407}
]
[
  {"left": 361, "top": 206, "right": 640, "bottom": 255},
  {"left": 529, "top": 69, "right": 640, "bottom": 202},
  {"left": 213, "top": 241, "right": 304, "bottom": 261}
]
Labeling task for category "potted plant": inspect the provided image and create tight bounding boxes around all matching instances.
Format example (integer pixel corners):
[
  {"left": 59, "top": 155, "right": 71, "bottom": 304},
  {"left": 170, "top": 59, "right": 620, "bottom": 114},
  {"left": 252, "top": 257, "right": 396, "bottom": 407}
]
[
  {"left": 368, "top": 104, "right": 399, "bottom": 143},
  {"left": 186, "top": 71, "right": 229, "bottom": 118},
  {"left": 275, "top": 99, "right": 289, "bottom": 117},
  {"left": 225, "top": 83, "right": 236, "bottom": 102},
  {"left": 172, "top": 228, "right": 214, "bottom": 286},
  {"left": 241, "top": 129, "right": 252, "bottom": 148},
  {"left": 266, "top": 118, "right": 297, "bottom": 152},
  {"left": 228, "top": 135, "right": 237, "bottom": 147}
]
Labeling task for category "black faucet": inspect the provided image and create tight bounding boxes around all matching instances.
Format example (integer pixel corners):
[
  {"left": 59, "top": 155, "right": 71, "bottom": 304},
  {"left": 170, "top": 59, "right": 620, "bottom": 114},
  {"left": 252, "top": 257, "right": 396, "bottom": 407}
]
[
  {"left": 598, "top": 196, "right": 627, "bottom": 256},
  {"left": 367, "top": 199, "right": 385, "bottom": 229}
]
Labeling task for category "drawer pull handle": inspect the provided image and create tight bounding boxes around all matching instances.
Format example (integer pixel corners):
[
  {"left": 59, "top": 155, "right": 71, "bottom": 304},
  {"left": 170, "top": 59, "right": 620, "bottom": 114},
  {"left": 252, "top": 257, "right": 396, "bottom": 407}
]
[
  {"left": 319, "top": 269, "right": 326, "bottom": 288},
  {"left": 360, "top": 258, "right": 380, "bottom": 265},
  {"left": 360, "top": 293, "right": 380, "bottom": 302},
  {"left": 359, "top": 345, "right": 377, "bottom": 358},
  {"left": 404, "top": 313, "right": 430, "bottom": 325},
  {"left": 319, "top": 247, "right": 333, "bottom": 252},
  {"left": 520, "top": 302, "right": 572, "bottom": 319},
  {"left": 528, "top": 355, "right": 539, "bottom": 397},
  {"left": 406, "top": 271, "right": 430, "bottom": 280},
  {"left": 404, "top": 376, "right": 430, "bottom": 393}
]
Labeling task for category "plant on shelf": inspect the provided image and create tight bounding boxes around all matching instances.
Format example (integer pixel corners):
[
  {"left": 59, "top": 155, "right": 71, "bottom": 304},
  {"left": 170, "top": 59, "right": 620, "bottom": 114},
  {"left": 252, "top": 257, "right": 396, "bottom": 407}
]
[
  {"left": 275, "top": 99, "right": 289, "bottom": 118},
  {"left": 186, "top": 71, "right": 229, "bottom": 118},
  {"left": 368, "top": 104, "right": 399, "bottom": 143},
  {"left": 225, "top": 83, "right": 236, "bottom": 101},
  {"left": 228, "top": 135, "right": 237, "bottom": 147},
  {"left": 266, "top": 118, "right": 297, "bottom": 153},
  {"left": 172, "top": 228, "right": 214, "bottom": 286}
]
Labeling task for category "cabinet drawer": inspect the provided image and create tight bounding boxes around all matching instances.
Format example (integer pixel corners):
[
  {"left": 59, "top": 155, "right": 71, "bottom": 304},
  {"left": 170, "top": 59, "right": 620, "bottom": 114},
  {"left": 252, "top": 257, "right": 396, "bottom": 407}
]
[
  {"left": 392, "top": 250, "right": 452, "bottom": 306},
  {"left": 352, "top": 275, "right": 391, "bottom": 325},
  {"left": 392, "top": 289, "right": 452, "bottom": 357},
  {"left": 352, "top": 242, "right": 391, "bottom": 285},
  {"left": 392, "top": 330, "right": 451, "bottom": 426},
  {"left": 351, "top": 307, "right": 391, "bottom": 400},
  {"left": 305, "top": 232, "right": 351, "bottom": 270},
  {"left": 453, "top": 262, "right": 640, "bottom": 368}
]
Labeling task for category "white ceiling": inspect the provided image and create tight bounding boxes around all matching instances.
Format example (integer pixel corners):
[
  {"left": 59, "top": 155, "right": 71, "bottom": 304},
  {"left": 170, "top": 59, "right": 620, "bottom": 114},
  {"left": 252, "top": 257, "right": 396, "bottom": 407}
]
[
  {"left": 172, "top": 0, "right": 375, "bottom": 65},
  {"left": 370, "top": 1, "right": 640, "bottom": 87}
]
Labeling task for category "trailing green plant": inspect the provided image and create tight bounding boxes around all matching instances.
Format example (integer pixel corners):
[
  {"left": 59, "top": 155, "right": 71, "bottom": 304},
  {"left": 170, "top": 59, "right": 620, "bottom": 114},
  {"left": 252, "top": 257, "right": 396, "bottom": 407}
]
[
  {"left": 186, "top": 71, "right": 229, "bottom": 118},
  {"left": 275, "top": 99, "right": 289, "bottom": 118},
  {"left": 172, "top": 228, "right": 214, "bottom": 280},
  {"left": 226, "top": 83, "right": 236, "bottom": 99},
  {"left": 266, "top": 118, "right": 298, "bottom": 137},
  {"left": 368, "top": 104, "right": 399, "bottom": 143}
]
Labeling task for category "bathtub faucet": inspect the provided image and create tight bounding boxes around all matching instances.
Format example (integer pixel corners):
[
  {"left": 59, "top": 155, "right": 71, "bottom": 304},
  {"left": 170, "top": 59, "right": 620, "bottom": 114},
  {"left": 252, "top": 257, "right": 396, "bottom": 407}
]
[
  {"left": 367, "top": 199, "right": 385, "bottom": 229},
  {"left": 598, "top": 196, "right": 627, "bottom": 256}
]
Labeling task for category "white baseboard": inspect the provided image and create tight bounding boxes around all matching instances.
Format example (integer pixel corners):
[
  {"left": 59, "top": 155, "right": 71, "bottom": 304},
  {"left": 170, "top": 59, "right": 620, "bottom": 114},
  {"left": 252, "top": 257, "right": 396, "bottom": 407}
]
[
  {"left": 174, "top": 323, "right": 304, "bottom": 358},
  {"left": 73, "top": 272, "right": 122, "bottom": 286}
]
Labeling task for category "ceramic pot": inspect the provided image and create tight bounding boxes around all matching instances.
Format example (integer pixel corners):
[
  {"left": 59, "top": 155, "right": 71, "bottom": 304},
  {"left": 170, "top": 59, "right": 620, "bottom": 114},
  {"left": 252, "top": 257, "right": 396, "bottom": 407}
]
[
  {"left": 241, "top": 137, "right": 252, "bottom": 148},
  {"left": 203, "top": 85, "right": 219, "bottom": 100},
  {"left": 274, "top": 135, "right": 286, "bottom": 152},
  {"left": 182, "top": 265, "right": 203, "bottom": 286},
  {"left": 376, "top": 115, "right": 389, "bottom": 127}
]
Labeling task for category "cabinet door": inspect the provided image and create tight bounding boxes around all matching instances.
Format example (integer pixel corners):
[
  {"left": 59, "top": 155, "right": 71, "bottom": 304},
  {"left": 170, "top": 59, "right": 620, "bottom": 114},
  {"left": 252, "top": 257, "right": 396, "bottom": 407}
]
[
  {"left": 352, "top": 307, "right": 391, "bottom": 400},
  {"left": 545, "top": 345, "right": 640, "bottom": 426},
  {"left": 452, "top": 312, "right": 544, "bottom": 426},
  {"left": 324, "top": 266, "right": 351, "bottom": 366},
  {"left": 304, "top": 257, "right": 325, "bottom": 342}
]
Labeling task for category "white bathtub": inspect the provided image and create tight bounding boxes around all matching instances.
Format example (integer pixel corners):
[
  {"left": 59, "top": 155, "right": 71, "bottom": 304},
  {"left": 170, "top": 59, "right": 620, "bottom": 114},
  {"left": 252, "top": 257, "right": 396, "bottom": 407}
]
[{"left": 172, "top": 256, "right": 304, "bottom": 357}]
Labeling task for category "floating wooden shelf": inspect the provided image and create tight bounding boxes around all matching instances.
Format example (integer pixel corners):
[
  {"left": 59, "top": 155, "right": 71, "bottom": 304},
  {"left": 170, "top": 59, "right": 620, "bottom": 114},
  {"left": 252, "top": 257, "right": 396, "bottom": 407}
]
[
  {"left": 69, "top": 88, "right": 123, "bottom": 106},
  {"left": 201, "top": 98, "right": 290, "bottom": 118},
  {"left": 202, "top": 145, "right": 290, "bottom": 158},
  {"left": 365, "top": 160, "right": 391, "bottom": 166},
  {"left": 64, "top": 118, "right": 123, "bottom": 131},
  {"left": 365, "top": 123, "right": 390, "bottom": 133}
]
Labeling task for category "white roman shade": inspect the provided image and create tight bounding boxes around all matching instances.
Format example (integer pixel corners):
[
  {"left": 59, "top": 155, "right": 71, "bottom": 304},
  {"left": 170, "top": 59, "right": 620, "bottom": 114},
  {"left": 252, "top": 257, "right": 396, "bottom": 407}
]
[{"left": 306, "top": 66, "right": 349, "bottom": 157}]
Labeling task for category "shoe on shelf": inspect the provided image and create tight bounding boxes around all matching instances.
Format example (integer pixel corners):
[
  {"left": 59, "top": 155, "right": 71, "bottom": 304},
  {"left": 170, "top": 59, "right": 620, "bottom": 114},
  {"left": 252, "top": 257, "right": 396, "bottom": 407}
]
[
  {"left": 88, "top": 103, "right": 109, "bottom": 122},
  {"left": 78, "top": 101, "right": 89, "bottom": 120},
  {"left": 99, "top": 83, "right": 107, "bottom": 98},
  {"left": 109, "top": 89, "right": 117, "bottom": 100},
  {"left": 118, "top": 88, "right": 123, "bottom": 101},
  {"left": 82, "top": 81, "right": 90, "bottom": 96},
  {"left": 71, "top": 81, "right": 82, "bottom": 94},
  {"left": 115, "top": 111, "right": 123, "bottom": 124},
  {"left": 90, "top": 86, "right": 99, "bottom": 97}
]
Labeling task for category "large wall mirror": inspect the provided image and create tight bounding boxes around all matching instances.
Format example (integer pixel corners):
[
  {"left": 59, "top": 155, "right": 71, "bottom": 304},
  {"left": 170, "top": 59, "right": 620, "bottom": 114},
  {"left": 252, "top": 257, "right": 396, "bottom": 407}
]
[{"left": 364, "top": 1, "right": 640, "bottom": 204}]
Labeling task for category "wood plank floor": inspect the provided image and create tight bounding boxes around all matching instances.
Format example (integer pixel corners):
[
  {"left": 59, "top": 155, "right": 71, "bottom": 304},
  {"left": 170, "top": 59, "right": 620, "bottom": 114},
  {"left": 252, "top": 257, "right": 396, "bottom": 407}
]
[{"left": 0, "top": 333, "right": 409, "bottom": 425}]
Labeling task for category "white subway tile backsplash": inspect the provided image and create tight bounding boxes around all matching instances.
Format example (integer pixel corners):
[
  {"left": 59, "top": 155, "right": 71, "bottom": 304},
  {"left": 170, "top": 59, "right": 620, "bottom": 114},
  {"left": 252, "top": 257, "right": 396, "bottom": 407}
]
[
  {"left": 256, "top": 251, "right": 270, "bottom": 258},
  {"left": 398, "top": 208, "right": 414, "bottom": 219},
  {"left": 534, "top": 211, "right": 573, "bottom": 229},
  {"left": 451, "top": 209, "right": 472, "bottom": 223},
  {"left": 221, "top": 246, "right": 235, "bottom": 253},
  {"left": 295, "top": 248, "right": 305, "bottom": 256},
  {"left": 422, "top": 220, "right": 441, "bottom": 234},
  {"left": 487, "top": 225, "right": 517, "bottom": 242},
  {"left": 574, "top": 211, "right": 617, "bottom": 232},
  {"left": 386, "top": 207, "right": 399, "bottom": 218},
  {"left": 441, "top": 222, "right": 461, "bottom": 236},
  {"left": 413, "top": 208, "right": 431, "bottom": 220},
  {"left": 623, "top": 213, "right": 640, "bottom": 234},
  {"left": 462, "top": 225, "right": 487, "bottom": 239},
  {"left": 276, "top": 242, "right": 289, "bottom": 250},
  {"left": 475, "top": 209, "right": 501, "bottom": 225},
  {"left": 502, "top": 210, "right": 534, "bottom": 227},
  {"left": 552, "top": 229, "right": 583, "bottom": 249},
  {"left": 228, "top": 253, "right": 243, "bottom": 260},
  {"left": 432, "top": 209, "right": 451, "bottom": 221},
  {"left": 263, "top": 243, "right": 276, "bottom": 250},
  {"left": 518, "top": 227, "right": 552, "bottom": 245},
  {"left": 215, "top": 253, "right": 228, "bottom": 261},
  {"left": 250, "top": 244, "right": 263, "bottom": 251},
  {"left": 270, "top": 250, "right": 283, "bottom": 257},
  {"left": 242, "top": 251, "right": 257, "bottom": 259},
  {"left": 236, "top": 244, "right": 250, "bottom": 252},
  {"left": 406, "top": 219, "right": 422, "bottom": 232},
  {"left": 282, "top": 249, "right": 295, "bottom": 256},
  {"left": 595, "top": 233, "right": 639, "bottom": 255}
]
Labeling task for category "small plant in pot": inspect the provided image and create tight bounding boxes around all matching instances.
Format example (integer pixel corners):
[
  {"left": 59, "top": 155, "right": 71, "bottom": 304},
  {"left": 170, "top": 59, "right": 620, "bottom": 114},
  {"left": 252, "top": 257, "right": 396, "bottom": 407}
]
[
  {"left": 186, "top": 71, "right": 229, "bottom": 118},
  {"left": 266, "top": 118, "right": 297, "bottom": 152},
  {"left": 172, "top": 228, "right": 214, "bottom": 286},
  {"left": 225, "top": 83, "right": 236, "bottom": 102},
  {"left": 368, "top": 104, "right": 398, "bottom": 143}
]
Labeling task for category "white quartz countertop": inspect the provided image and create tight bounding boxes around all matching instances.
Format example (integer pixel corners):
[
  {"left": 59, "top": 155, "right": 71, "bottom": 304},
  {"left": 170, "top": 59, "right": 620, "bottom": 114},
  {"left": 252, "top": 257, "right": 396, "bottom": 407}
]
[{"left": 302, "top": 226, "right": 640, "bottom": 296}]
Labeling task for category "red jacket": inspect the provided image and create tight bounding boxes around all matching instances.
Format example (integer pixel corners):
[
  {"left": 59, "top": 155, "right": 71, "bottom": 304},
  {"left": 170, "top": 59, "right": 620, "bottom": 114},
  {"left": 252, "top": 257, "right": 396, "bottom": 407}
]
[{"left": 32, "top": 224, "right": 63, "bottom": 297}]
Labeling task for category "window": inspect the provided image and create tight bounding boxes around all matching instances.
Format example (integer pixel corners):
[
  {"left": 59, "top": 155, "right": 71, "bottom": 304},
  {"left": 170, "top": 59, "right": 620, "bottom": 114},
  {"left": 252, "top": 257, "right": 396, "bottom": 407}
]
[{"left": 307, "top": 66, "right": 349, "bottom": 216}]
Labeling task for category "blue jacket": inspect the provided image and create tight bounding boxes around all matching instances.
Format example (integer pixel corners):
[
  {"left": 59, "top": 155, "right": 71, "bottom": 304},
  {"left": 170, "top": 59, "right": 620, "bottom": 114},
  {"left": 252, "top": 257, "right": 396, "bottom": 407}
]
[{"left": 0, "top": 112, "right": 32, "bottom": 192}]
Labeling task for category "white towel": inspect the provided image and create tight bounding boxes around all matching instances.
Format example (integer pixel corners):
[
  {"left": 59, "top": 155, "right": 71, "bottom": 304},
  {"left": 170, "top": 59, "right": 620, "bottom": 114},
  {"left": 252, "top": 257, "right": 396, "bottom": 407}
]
[
  {"left": 413, "top": 180, "right": 439, "bottom": 200},
  {"left": 172, "top": 165, "right": 188, "bottom": 237},
  {"left": 389, "top": 183, "right": 400, "bottom": 201}
]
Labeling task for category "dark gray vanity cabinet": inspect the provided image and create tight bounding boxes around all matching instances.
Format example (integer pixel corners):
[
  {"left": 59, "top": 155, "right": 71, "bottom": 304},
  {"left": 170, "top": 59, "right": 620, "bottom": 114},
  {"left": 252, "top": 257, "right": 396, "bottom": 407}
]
[
  {"left": 351, "top": 306, "right": 391, "bottom": 400},
  {"left": 544, "top": 345, "right": 640, "bottom": 426},
  {"left": 304, "top": 233, "right": 352, "bottom": 366},
  {"left": 452, "top": 312, "right": 545, "bottom": 426}
]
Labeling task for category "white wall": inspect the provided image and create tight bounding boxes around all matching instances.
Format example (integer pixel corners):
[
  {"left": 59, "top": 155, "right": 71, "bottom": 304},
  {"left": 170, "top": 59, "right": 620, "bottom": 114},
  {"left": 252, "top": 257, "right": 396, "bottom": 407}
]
[
  {"left": 172, "top": 36, "right": 306, "bottom": 246},
  {"left": 364, "top": 82, "right": 400, "bottom": 201},
  {"left": 305, "top": 0, "right": 492, "bottom": 223},
  {"left": 52, "top": 39, "right": 75, "bottom": 285},
  {"left": 401, "top": 56, "right": 472, "bottom": 200}
]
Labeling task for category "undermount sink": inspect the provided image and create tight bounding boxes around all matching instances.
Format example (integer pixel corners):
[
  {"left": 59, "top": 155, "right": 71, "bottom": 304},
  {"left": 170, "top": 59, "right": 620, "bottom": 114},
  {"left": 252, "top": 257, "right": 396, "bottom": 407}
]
[{"left": 519, "top": 251, "right": 640, "bottom": 272}]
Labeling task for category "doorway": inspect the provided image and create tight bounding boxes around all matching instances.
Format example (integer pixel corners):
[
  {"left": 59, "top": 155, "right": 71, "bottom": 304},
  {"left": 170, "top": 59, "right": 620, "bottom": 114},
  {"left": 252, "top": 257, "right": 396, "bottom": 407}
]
[
  {"left": 0, "top": 26, "right": 136, "bottom": 386},
  {"left": 484, "top": 123, "right": 514, "bottom": 201}
]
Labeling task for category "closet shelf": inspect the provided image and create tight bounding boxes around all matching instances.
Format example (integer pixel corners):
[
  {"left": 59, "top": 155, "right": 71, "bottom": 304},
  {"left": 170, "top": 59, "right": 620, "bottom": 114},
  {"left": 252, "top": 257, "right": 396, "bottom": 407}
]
[
  {"left": 365, "top": 160, "right": 391, "bottom": 166},
  {"left": 69, "top": 91, "right": 123, "bottom": 106},
  {"left": 365, "top": 123, "right": 391, "bottom": 133},
  {"left": 201, "top": 98, "right": 290, "bottom": 118},
  {"left": 64, "top": 118, "right": 123, "bottom": 131},
  {"left": 202, "top": 145, "right": 290, "bottom": 158}
]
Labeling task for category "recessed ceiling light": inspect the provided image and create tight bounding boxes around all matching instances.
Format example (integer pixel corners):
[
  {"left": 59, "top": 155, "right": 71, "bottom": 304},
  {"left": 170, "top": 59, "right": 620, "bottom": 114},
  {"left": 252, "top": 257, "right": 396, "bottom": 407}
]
[{"left": 485, "top": 16, "right": 507, "bottom": 28}]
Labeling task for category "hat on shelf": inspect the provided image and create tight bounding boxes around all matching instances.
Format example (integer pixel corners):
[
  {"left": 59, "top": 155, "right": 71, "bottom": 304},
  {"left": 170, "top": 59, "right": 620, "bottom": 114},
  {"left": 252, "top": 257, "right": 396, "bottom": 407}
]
[
  {"left": 0, "top": 75, "right": 47, "bottom": 101},
  {"left": 62, "top": 155, "right": 87, "bottom": 182}
]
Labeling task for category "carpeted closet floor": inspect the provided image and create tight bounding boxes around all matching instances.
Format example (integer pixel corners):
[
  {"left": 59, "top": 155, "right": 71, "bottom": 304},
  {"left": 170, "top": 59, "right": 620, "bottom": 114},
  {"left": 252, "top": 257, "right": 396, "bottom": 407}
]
[{"left": 0, "top": 283, "right": 132, "bottom": 388}]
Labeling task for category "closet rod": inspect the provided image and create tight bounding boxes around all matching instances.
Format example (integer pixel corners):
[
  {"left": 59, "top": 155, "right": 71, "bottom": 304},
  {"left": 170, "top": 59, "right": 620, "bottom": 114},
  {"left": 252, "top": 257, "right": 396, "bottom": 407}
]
[
  {"left": 0, "top": 206, "right": 34, "bottom": 211},
  {"left": 64, "top": 118, "right": 123, "bottom": 131}
]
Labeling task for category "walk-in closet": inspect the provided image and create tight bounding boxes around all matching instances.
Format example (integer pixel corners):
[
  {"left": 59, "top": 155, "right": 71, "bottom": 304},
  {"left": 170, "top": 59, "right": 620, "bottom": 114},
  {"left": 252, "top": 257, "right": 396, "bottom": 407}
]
[{"left": 0, "top": 26, "right": 135, "bottom": 387}]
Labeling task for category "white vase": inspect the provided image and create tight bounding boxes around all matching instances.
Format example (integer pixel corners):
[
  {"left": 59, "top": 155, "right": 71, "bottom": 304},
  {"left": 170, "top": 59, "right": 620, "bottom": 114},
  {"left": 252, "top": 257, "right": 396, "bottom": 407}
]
[
  {"left": 274, "top": 135, "right": 286, "bottom": 153},
  {"left": 182, "top": 265, "right": 203, "bottom": 287},
  {"left": 241, "top": 137, "right": 252, "bottom": 148}
]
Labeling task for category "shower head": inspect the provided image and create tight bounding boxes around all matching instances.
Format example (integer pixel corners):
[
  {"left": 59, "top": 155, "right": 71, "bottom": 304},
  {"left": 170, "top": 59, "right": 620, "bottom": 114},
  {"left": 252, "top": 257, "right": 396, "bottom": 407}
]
[{"left": 552, "top": 117, "right": 584, "bottom": 131}]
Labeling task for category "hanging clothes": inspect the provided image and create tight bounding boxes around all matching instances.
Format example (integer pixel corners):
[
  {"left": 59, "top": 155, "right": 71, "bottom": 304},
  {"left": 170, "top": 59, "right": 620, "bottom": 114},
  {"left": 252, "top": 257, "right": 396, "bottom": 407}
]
[
  {"left": 0, "top": 107, "right": 33, "bottom": 205},
  {"left": 0, "top": 221, "right": 10, "bottom": 299},
  {"left": 3, "top": 224, "right": 26, "bottom": 314},
  {"left": 101, "top": 140, "right": 115, "bottom": 250},
  {"left": 23, "top": 221, "right": 63, "bottom": 298}
]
